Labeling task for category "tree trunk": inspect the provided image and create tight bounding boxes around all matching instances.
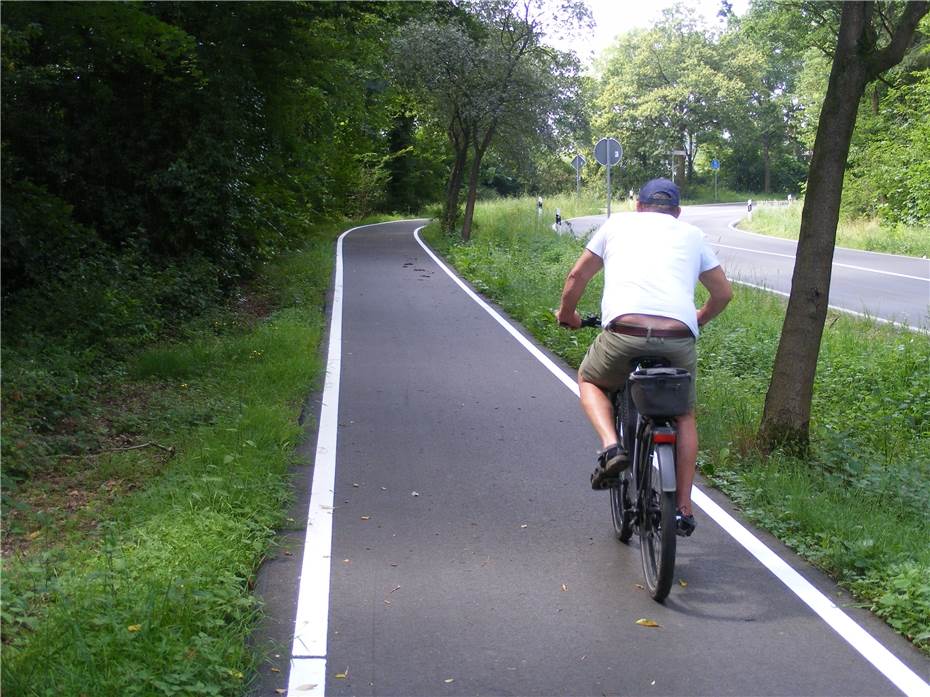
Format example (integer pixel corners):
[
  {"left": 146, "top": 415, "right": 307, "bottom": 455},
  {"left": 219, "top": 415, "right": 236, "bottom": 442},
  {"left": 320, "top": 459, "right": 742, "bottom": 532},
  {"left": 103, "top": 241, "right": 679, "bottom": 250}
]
[
  {"left": 460, "top": 150, "right": 482, "bottom": 242},
  {"left": 442, "top": 143, "right": 468, "bottom": 233},
  {"left": 758, "top": 6, "right": 872, "bottom": 451},
  {"left": 461, "top": 127, "right": 495, "bottom": 242}
]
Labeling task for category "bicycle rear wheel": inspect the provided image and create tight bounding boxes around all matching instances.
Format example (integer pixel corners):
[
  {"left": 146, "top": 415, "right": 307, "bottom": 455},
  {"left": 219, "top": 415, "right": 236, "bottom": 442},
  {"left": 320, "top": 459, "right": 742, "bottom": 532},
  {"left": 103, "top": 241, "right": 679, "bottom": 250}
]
[{"left": 639, "top": 441, "right": 677, "bottom": 602}]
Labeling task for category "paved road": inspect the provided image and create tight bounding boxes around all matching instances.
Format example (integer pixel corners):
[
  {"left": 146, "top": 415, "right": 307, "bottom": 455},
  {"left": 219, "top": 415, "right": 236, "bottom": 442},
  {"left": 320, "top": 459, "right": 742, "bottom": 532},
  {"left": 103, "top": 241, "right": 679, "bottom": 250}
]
[
  {"left": 265, "top": 220, "right": 929, "bottom": 696},
  {"left": 568, "top": 205, "right": 930, "bottom": 330}
]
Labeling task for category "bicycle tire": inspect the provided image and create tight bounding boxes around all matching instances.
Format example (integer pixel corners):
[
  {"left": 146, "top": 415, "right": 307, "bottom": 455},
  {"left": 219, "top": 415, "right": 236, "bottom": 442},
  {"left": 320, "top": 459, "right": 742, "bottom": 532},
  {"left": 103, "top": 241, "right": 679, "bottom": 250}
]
[
  {"left": 609, "top": 469, "right": 634, "bottom": 542},
  {"left": 609, "top": 388, "right": 636, "bottom": 541},
  {"left": 639, "top": 441, "right": 677, "bottom": 602}
]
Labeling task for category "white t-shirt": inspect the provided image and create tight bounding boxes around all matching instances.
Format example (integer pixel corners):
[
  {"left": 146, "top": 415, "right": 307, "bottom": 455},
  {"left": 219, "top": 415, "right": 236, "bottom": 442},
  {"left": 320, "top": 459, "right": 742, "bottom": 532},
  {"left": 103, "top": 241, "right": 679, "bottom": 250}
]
[{"left": 585, "top": 211, "right": 720, "bottom": 337}]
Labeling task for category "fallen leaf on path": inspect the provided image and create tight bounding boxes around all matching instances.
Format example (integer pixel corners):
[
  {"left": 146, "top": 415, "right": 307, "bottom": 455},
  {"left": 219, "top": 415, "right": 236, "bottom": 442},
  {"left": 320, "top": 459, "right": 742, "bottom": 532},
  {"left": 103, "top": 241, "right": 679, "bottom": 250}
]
[
  {"left": 271, "top": 667, "right": 281, "bottom": 673},
  {"left": 275, "top": 690, "right": 286, "bottom": 695},
  {"left": 335, "top": 667, "right": 349, "bottom": 679},
  {"left": 635, "top": 618, "right": 661, "bottom": 628},
  {"left": 560, "top": 584, "right": 568, "bottom": 592},
  {"left": 635, "top": 584, "right": 645, "bottom": 590},
  {"left": 360, "top": 516, "right": 370, "bottom": 521},
  {"left": 679, "top": 579, "right": 688, "bottom": 588},
  {"left": 444, "top": 678, "right": 455, "bottom": 684}
]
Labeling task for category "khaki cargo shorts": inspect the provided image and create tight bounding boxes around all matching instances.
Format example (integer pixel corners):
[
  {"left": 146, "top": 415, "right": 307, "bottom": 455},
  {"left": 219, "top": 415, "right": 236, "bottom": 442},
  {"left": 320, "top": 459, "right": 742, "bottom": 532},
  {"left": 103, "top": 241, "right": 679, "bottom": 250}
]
[{"left": 579, "top": 331, "right": 697, "bottom": 409}]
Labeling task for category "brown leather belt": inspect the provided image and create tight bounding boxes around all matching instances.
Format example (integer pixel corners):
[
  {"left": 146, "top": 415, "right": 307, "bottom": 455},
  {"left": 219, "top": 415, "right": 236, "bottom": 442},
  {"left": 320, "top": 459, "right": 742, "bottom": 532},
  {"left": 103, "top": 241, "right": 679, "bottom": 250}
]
[{"left": 607, "top": 322, "right": 693, "bottom": 339}]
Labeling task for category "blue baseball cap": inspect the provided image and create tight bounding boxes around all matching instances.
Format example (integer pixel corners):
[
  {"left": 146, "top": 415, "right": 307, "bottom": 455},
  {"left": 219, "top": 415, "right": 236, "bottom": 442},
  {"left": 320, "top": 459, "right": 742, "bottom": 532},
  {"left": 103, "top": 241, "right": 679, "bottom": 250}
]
[{"left": 638, "top": 178, "right": 680, "bottom": 207}]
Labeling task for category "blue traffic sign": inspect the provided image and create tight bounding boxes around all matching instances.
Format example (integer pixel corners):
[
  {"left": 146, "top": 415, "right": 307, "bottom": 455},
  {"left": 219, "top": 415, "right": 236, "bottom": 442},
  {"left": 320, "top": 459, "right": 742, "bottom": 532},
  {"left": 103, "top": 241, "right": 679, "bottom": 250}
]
[{"left": 711, "top": 158, "right": 720, "bottom": 171}]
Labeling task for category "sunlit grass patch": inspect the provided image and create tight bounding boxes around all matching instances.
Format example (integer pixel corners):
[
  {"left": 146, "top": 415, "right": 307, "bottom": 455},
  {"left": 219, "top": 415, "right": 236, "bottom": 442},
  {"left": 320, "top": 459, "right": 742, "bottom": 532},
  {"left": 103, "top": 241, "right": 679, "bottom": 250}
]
[
  {"left": 737, "top": 203, "right": 930, "bottom": 257},
  {"left": 1, "top": 221, "right": 345, "bottom": 692}
]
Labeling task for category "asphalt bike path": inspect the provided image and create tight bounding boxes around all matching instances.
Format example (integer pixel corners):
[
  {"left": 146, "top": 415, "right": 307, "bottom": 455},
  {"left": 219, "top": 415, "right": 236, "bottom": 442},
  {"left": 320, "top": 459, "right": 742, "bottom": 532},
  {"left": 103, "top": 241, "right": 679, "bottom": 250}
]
[
  {"left": 282, "top": 220, "right": 929, "bottom": 696},
  {"left": 568, "top": 205, "right": 930, "bottom": 331}
]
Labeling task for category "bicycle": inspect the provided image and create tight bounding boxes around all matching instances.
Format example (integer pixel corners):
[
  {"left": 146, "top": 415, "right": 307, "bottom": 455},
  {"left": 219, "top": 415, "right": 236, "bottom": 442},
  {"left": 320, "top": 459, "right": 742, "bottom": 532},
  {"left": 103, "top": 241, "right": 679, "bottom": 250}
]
[{"left": 579, "top": 315, "right": 692, "bottom": 602}]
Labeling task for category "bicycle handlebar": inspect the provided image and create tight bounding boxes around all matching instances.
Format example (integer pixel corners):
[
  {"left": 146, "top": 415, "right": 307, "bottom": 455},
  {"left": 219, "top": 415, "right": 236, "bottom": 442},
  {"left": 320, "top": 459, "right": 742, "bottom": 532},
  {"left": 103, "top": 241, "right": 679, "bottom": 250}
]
[{"left": 556, "top": 312, "right": 600, "bottom": 329}]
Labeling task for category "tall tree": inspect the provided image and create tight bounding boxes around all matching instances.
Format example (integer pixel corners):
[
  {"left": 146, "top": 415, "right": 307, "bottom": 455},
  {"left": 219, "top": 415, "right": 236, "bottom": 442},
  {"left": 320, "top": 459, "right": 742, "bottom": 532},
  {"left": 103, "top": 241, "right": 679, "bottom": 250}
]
[
  {"left": 592, "top": 5, "right": 742, "bottom": 192},
  {"left": 759, "top": 1, "right": 928, "bottom": 450},
  {"left": 391, "top": 0, "right": 588, "bottom": 239}
]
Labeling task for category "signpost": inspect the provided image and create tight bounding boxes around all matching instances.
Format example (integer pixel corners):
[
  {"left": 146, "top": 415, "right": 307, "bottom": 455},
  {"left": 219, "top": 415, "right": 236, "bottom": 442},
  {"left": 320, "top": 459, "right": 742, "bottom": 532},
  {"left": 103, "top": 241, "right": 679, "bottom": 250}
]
[
  {"left": 671, "top": 149, "right": 686, "bottom": 184},
  {"left": 571, "top": 154, "right": 586, "bottom": 201},
  {"left": 711, "top": 158, "right": 720, "bottom": 201},
  {"left": 594, "top": 137, "right": 622, "bottom": 217}
]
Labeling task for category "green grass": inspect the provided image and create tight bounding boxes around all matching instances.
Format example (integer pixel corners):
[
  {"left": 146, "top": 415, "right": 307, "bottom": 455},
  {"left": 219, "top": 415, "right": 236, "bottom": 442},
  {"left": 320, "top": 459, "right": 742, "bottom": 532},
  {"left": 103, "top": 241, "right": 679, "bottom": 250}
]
[
  {"left": 0, "top": 220, "right": 350, "bottom": 694},
  {"left": 425, "top": 196, "right": 930, "bottom": 654},
  {"left": 737, "top": 203, "right": 930, "bottom": 257}
]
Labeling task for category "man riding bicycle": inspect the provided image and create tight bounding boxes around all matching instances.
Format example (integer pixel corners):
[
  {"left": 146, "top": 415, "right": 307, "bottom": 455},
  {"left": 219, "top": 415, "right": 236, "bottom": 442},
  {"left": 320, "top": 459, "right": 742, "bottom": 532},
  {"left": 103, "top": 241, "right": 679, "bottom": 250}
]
[{"left": 556, "top": 178, "right": 732, "bottom": 536}]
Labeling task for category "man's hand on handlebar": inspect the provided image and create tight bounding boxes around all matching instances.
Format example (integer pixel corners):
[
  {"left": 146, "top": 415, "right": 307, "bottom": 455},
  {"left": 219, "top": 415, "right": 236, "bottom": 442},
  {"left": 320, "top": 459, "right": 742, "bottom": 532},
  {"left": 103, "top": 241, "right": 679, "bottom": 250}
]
[
  {"left": 555, "top": 307, "right": 582, "bottom": 329},
  {"left": 556, "top": 309, "right": 601, "bottom": 330}
]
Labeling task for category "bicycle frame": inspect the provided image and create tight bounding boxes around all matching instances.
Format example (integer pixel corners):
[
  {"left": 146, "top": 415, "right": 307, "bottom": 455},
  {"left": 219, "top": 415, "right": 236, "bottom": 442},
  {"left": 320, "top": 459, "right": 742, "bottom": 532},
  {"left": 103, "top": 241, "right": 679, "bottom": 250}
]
[{"left": 610, "top": 357, "right": 682, "bottom": 602}]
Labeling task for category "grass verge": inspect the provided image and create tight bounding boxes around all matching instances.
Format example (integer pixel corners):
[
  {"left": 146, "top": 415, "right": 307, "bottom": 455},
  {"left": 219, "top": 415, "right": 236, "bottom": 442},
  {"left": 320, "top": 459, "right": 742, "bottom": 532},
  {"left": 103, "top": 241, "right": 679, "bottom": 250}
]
[
  {"left": 1, "top": 220, "right": 350, "bottom": 694},
  {"left": 424, "top": 196, "right": 930, "bottom": 654},
  {"left": 737, "top": 203, "right": 930, "bottom": 257}
]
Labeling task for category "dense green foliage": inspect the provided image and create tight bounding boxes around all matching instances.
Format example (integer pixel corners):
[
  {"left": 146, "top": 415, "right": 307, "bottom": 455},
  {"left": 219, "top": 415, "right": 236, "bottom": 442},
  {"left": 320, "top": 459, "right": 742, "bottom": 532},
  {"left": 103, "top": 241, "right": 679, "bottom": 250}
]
[
  {"left": 1, "top": 220, "right": 344, "bottom": 694},
  {"left": 583, "top": 2, "right": 930, "bottom": 224},
  {"left": 0, "top": 1, "right": 440, "bottom": 482},
  {"left": 421, "top": 196, "right": 930, "bottom": 654}
]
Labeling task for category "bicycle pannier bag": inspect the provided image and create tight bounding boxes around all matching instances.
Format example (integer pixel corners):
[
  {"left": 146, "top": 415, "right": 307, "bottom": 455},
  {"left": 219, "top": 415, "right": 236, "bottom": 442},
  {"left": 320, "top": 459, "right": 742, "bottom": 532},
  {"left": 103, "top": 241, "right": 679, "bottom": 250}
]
[{"left": 629, "top": 367, "right": 691, "bottom": 416}]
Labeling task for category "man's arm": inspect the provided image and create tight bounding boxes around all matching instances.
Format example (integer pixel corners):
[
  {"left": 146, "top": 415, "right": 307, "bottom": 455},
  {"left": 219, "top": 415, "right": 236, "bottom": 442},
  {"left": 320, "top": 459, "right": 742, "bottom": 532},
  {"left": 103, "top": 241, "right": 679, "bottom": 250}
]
[
  {"left": 556, "top": 249, "right": 603, "bottom": 328},
  {"left": 696, "top": 265, "right": 733, "bottom": 327}
]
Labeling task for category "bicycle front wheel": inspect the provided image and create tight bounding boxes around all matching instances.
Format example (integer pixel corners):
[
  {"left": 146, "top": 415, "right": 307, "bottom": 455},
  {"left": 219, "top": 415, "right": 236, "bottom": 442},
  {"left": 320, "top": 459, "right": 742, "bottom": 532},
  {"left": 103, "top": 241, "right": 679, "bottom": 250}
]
[
  {"left": 610, "top": 388, "right": 636, "bottom": 542},
  {"left": 639, "top": 441, "right": 677, "bottom": 602},
  {"left": 610, "top": 469, "right": 634, "bottom": 542}
]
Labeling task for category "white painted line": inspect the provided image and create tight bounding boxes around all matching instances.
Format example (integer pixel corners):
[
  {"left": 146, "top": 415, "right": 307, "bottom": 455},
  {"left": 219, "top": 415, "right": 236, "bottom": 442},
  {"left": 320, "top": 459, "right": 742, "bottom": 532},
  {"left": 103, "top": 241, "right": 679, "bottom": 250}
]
[
  {"left": 415, "top": 226, "right": 930, "bottom": 697},
  {"left": 692, "top": 489, "right": 930, "bottom": 697},
  {"left": 287, "top": 658, "right": 326, "bottom": 695},
  {"left": 287, "top": 220, "right": 430, "bottom": 695},
  {"left": 413, "top": 228, "right": 579, "bottom": 395},
  {"left": 286, "top": 223, "right": 368, "bottom": 696},
  {"left": 726, "top": 218, "right": 930, "bottom": 262},
  {"left": 730, "top": 279, "right": 927, "bottom": 334},
  {"left": 713, "top": 242, "right": 930, "bottom": 282}
]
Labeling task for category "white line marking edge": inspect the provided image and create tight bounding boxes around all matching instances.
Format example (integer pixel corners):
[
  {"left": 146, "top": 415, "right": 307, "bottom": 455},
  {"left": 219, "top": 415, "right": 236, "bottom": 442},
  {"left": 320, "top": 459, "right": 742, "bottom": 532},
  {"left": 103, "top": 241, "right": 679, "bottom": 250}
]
[
  {"left": 414, "top": 225, "right": 930, "bottom": 697},
  {"left": 287, "top": 220, "right": 929, "bottom": 697}
]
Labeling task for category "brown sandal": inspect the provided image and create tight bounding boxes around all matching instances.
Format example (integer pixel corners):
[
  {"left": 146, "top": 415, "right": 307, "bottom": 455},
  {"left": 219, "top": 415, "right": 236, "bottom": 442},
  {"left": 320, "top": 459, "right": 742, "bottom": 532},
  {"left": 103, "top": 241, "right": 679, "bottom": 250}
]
[{"left": 590, "top": 444, "right": 630, "bottom": 490}]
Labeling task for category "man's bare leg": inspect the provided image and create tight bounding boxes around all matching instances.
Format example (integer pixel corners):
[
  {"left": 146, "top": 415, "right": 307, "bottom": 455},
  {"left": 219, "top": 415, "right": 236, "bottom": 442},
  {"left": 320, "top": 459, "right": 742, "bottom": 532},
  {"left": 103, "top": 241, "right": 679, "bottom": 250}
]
[
  {"left": 579, "top": 376, "right": 618, "bottom": 449},
  {"left": 675, "top": 410, "right": 697, "bottom": 515}
]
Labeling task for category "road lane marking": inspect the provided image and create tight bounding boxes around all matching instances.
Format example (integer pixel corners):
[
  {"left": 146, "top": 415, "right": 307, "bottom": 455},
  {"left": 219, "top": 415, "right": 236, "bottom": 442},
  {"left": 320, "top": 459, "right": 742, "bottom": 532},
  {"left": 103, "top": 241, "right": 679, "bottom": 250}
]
[
  {"left": 413, "top": 228, "right": 579, "bottom": 394},
  {"left": 414, "top": 226, "right": 930, "bottom": 697},
  {"left": 712, "top": 242, "right": 930, "bottom": 282},
  {"left": 286, "top": 223, "right": 360, "bottom": 696},
  {"left": 729, "top": 279, "right": 926, "bottom": 334}
]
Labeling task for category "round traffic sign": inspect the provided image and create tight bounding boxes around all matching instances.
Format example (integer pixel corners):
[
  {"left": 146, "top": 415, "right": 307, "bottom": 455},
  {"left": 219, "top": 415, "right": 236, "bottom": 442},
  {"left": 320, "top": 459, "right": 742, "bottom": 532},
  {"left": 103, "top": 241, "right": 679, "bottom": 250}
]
[{"left": 594, "top": 138, "right": 622, "bottom": 167}]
